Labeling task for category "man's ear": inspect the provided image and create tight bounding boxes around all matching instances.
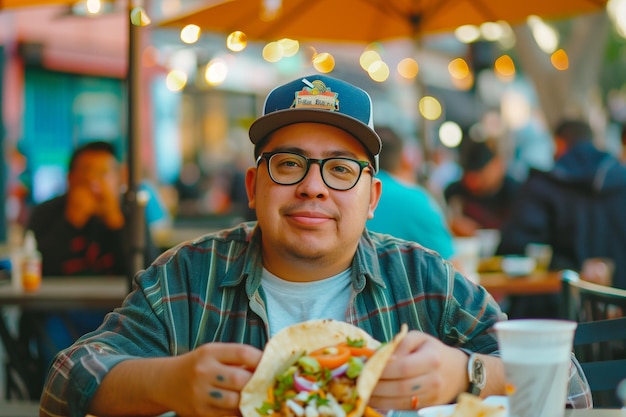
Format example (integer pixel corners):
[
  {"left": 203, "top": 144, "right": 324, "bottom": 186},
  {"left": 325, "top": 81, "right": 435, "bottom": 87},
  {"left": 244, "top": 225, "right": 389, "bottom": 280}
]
[
  {"left": 367, "top": 177, "right": 382, "bottom": 219},
  {"left": 245, "top": 166, "right": 257, "bottom": 209}
]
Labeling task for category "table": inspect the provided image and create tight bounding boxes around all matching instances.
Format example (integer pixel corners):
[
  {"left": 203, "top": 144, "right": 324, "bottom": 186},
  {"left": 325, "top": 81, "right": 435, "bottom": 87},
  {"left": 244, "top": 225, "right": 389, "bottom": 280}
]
[
  {"left": 0, "top": 276, "right": 129, "bottom": 400},
  {"left": 0, "top": 276, "right": 129, "bottom": 310},
  {"left": 478, "top": 271, "right": 562, "bottom": 296}
]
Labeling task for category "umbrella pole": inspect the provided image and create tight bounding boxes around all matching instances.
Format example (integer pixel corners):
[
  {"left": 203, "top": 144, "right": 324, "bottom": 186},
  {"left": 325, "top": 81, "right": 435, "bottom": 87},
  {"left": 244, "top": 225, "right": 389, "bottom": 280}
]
[
  {"left": 125, "top": 0, "right": 145, "bottom": 292},
  {"left": 413, "top": 36, "right": 431, "bottom": 181}
]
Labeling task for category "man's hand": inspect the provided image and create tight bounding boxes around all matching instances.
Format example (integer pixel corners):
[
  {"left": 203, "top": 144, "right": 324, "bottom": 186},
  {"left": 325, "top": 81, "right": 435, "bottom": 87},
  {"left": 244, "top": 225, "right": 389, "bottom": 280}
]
[
  {"left": 89, "top": 343, "right": 263, "bottom": 417},
  {"left": 65, "top": 180, "right": 124, "bottom": 230},
  {"left": 167, "top": 343, "right": 263, "bottom": 417},
  {"left": 94, "top": 178, "right": 125, "bottom": 229},
  {"left": 65, "top": 185, "right": 99, "bottom": 228},
  {"left": 369, "top": 331, "right": 469, "bottom": 411}
]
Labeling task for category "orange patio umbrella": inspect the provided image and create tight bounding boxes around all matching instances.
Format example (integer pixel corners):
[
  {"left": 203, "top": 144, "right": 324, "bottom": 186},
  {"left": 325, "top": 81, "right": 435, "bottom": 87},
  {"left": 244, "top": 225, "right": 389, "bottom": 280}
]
[
  {"left": 158, "top": 0, "right": 608, "bottom": 158},
  {"left": 158, "top": 0, "right": 608, "bottom": 43}
]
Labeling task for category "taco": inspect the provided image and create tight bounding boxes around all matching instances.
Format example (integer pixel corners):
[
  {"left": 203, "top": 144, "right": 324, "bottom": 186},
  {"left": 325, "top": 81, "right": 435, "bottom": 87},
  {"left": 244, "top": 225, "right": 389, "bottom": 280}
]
[{"left": 240, "top": 319, "right": 408, "bottom": 417}]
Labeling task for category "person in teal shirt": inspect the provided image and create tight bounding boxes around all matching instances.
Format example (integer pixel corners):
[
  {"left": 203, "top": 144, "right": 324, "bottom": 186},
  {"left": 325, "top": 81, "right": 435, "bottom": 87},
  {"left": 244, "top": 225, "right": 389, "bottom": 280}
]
[{"left": 367, "top": 126, "right": 455, "bottom": 259}]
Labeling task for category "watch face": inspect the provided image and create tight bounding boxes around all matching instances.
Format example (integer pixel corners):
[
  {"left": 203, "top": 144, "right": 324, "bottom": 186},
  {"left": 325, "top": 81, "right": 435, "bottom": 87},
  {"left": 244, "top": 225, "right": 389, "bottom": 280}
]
[{"left": 472, "top": 357, "right": 486, "bottom": 388}]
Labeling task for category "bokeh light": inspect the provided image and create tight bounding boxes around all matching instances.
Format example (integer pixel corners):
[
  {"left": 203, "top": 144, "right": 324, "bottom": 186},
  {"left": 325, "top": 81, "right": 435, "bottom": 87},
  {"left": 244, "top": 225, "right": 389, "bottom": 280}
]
[
  {"left": 180, "top": 24, "right": 201, "bottom": 44},
  {"left": 397, "top": 58, "right": 419, "bottom": 79},
  {"left": 368, "top": 60, "right": 390, "bottom": 82},
  {"left": 278, "top": 38, "right": 300, "bottom": 57},
  {"left": 528, "top": 16, "right": 559, "bottom": 53},
  {"left": 494, "top": 55, "right": 516, "bottom": 81},
  {"left": 86, "top": 0, "right": 102, "bottom": 14},
  {"left": 226, "top": 31, "right": 247, "bottom": 52},
  {"left": 313, "top": 52, "right": 335, "bottom": 73},
  {"left": 205, "top": 59, "right": 228, "bottom": 86},
  {"left": 360, "top": 50, "right": 381, "bottom": 71},
  {"left": 439, "top": 121, "right": 463, "bottom": 148},
  {"left": 165, "top": 70, "right": 187, "bottom": 91},
  {"left": 551, "top": 49, "right": 569, "bottom": 70},
  {"left": 480, "top": 22, "right": 505, "bottom": 41},
  {"left": 448, "top": 58, "right": 470, "bottom": 79},
  {"left": 263, "top": 42, "right": 283, "bottom": 62},
  {"left": 418, "top": 96, "right": 442, "bottom": 121},
  {"left": 455, "top": 25, "right": 481, "bottom": 43}
]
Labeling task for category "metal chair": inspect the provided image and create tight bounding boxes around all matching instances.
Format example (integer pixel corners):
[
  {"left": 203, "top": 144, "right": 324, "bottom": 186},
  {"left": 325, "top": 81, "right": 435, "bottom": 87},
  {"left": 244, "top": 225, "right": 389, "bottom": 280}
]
[{"left": 561, "top": 270, "right": 626, "bottom": 407}]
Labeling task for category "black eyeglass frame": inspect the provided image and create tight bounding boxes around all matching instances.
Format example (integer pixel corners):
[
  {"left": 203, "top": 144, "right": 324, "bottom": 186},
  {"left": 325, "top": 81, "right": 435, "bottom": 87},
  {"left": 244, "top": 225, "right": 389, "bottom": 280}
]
[{"left": 256, "top": 151, "right": 373, "bottom": 191}]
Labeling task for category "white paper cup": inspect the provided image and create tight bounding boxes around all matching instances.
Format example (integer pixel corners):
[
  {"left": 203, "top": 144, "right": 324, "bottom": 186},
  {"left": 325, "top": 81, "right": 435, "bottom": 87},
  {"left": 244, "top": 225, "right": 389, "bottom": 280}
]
[{"left": 494, "top": 319, "right": 577, "bottom": 417}]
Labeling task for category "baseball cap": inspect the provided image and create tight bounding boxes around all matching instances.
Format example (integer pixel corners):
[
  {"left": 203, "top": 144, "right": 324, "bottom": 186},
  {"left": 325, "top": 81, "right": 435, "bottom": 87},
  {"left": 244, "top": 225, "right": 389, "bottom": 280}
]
[{"left": 249, "top": 74, "right": 381, "bottom": 172}]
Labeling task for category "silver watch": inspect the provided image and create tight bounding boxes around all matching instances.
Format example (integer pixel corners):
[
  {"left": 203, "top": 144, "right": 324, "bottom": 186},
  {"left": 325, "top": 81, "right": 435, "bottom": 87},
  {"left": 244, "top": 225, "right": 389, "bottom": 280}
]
[{"left": 467, "top": 353, "right": 486, "bottom": 396}]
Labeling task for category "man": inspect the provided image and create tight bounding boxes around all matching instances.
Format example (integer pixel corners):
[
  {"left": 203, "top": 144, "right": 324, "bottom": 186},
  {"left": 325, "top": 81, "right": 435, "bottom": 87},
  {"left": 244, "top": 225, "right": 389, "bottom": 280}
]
[
  {"left": 40, "top": 76, "right": 588, "bottom": 417},
  {"left": 444, "top": 136, "right": 519, "bottom": 237},
  {"left": 497, "top": 119, "right": 626, "bottom": 316},
  {"left": 367, "top": 126, "right": 455, "bottom": 259},
  {"left": 28, "top": 141, "right": 129, "bottom": 276}
]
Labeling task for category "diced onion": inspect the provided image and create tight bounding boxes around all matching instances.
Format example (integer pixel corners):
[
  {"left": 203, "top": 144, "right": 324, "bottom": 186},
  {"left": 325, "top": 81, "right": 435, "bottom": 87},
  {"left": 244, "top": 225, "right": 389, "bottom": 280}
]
[
  {"left": 330, "top": 363, "right": 349, "bottom": 378},
  {"left": 286, "top": 399, "right": 305, "bottom": 416},
  {"left": 293, "top": 371, "right": 319, "bottom": 392}
]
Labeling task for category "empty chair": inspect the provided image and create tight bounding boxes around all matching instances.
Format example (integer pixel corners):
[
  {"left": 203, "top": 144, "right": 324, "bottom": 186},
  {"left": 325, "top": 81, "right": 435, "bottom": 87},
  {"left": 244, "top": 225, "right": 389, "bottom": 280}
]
[{"left": 561, "top": 270, "right": 626, "bottom": 407}]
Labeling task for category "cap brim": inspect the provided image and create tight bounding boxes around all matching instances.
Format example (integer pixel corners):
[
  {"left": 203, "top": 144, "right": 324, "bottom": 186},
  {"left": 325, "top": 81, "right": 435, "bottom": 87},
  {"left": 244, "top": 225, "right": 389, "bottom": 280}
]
[{"left": 249, "top": 108, "right": 381, "bottom": 158}]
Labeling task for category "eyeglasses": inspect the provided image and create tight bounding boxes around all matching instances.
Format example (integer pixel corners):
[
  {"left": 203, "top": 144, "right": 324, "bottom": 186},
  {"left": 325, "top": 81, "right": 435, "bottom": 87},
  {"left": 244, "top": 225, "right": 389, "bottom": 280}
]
[{"left": 256, "top": 151, "right": 373, "bottom": 191}]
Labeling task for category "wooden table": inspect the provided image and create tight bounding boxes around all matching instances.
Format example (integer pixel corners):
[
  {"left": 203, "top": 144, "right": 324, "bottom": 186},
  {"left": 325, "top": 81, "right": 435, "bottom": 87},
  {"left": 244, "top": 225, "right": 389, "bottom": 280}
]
[{"left": 478, "top": 271, "right": 562, "bottom": 296}]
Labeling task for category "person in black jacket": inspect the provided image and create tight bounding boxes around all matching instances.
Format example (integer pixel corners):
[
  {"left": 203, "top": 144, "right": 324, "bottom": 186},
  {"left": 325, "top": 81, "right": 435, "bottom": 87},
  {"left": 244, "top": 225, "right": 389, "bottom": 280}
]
[
  {"left": 28, "top": 141, "right": 129, "bottom": 276},
  {"left": 497, "top": 119, "right": 626, "bottom": 317}
]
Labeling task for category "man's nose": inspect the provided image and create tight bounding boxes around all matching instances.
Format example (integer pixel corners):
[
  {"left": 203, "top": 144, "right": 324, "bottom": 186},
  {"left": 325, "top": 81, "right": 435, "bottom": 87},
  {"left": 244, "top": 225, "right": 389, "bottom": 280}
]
[{"left": 296, "top": 163, "right": 328, "bottom": 197}]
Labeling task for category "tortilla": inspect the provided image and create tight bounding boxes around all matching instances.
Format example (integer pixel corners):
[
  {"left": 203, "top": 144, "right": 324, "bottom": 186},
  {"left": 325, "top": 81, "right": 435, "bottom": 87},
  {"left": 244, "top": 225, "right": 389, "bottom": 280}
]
[
  {"left": 451, "top": 393, "right": 506, "bottom": 417},
  {"left": 240, "top": 319, "right": 408, "bottom": 417}
]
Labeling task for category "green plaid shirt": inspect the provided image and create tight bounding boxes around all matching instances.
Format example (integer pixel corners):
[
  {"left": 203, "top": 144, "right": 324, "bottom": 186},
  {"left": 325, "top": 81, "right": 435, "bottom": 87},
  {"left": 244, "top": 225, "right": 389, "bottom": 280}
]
[{"left": 41, "top": 222, "right": 507, "bottom": 417}]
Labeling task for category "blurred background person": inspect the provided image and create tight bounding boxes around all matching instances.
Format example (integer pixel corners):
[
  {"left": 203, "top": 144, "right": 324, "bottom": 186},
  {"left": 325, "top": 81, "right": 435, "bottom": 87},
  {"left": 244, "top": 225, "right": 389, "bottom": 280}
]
[
  {"left": 497, "top": 119, "right": 626, "bottom": 317},
  {"left": 28, "top": 141, "right": 131, "bottom": 275},
  {"left": 444, "top": 131, "right": 520, "bottom": 237},
  {"left": 367, "top": 126, "right": 455, "bottom": 260},
  {"left": 21, "top": 141, "right": 158, "bottom": 389}
]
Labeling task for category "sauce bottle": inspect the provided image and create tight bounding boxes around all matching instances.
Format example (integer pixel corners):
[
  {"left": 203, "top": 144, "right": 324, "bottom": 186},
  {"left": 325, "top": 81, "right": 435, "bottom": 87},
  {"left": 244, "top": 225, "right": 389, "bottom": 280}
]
[{"left": 21, "top": 230, "right": 42, "bottom": 292}]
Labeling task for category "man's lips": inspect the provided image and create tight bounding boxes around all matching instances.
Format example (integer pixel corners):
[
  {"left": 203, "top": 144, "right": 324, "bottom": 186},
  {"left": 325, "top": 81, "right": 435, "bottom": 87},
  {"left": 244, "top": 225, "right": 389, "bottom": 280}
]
[{"left": 285, "top": 210, "right": 333, "bottom": 226}]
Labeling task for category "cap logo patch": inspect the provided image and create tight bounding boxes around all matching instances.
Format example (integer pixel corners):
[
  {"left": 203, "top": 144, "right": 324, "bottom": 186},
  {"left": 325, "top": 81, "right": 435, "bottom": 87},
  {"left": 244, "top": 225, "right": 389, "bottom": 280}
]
[{"left": 292, "top": 79, "right": 339, "bottom": 112}]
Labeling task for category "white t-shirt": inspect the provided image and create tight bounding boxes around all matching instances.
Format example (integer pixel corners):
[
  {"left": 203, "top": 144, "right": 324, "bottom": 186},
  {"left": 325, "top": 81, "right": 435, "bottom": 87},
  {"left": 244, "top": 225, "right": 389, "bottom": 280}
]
[{"left": 261, "top": 267, "right": 352, "bottom": 337}]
